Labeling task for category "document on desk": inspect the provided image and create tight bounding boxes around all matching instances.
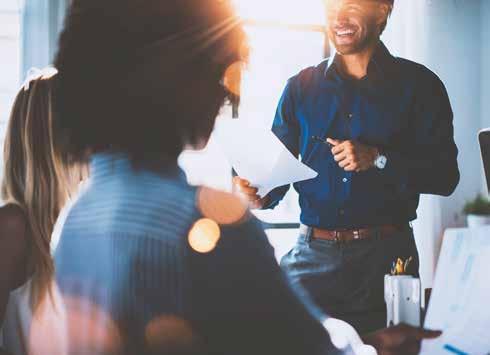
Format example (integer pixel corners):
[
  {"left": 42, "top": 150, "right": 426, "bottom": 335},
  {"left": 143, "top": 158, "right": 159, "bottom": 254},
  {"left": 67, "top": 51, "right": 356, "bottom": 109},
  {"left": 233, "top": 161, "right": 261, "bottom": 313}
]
[
  {"left": 214, "top": 120, "right": 318, "bottom": 197},
  {"left": 421, "top": 227, "right": 490, "bottom": 355}
]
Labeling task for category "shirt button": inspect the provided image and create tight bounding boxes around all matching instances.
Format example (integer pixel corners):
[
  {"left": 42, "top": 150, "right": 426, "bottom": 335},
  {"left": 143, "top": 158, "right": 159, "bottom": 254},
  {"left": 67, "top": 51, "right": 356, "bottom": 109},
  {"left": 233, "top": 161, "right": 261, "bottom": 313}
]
[
  {"left": 339, "top": 209, "right": 345, "bottom": 215},
  {"left": 348, "top": 113, "right": 354, "bottom": 119},
  {"left": 342, "top": 178, "right": 348, "bottom": 183}
]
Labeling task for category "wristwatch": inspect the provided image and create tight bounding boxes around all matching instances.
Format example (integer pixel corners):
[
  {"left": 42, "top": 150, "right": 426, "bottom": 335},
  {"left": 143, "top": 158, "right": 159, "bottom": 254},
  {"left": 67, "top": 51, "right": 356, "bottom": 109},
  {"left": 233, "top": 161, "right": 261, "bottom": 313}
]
[{"left": 374, "top": 149, "right": 387, "bottom": 170}]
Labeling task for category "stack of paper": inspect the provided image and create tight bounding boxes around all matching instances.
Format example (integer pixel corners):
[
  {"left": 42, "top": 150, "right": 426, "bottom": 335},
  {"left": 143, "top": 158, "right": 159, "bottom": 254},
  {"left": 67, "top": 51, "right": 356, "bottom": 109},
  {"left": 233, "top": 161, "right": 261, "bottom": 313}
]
[
  {"left": 214, "top": 119, "right": 318, "bottom": 197},
  {"left": 421, "top": 227, "right": 490, "bottom": 355}
]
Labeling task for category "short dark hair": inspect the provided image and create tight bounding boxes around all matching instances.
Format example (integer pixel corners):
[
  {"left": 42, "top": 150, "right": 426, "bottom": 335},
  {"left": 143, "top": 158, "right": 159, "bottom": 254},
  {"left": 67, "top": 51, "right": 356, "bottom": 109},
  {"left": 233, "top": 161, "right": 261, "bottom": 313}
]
[{"left": 55, "top": 0, "right": 248, "bottom": 166}]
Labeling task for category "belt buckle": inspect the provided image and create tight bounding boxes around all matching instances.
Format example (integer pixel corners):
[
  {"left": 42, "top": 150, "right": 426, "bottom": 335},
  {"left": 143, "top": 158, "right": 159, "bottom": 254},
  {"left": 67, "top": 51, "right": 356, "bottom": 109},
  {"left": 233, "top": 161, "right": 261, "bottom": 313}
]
[
  {"left": 334, "top": 231, "right": 341, "bottom": 243},
  {"left": 353, "top": 230, "right": 360, "bottom": 240}
]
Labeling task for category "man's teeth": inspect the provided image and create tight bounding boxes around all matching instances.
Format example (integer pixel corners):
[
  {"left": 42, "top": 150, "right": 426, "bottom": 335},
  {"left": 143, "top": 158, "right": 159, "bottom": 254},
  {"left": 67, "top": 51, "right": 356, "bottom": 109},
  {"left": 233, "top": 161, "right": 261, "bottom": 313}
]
[{"left": 336, "top": 30, "right": 355, "bottom": 36}]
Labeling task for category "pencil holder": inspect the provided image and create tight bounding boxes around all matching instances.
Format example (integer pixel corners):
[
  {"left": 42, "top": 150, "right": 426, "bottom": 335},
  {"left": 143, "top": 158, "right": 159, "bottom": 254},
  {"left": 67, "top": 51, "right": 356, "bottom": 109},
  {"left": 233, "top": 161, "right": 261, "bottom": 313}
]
[{"left": 384, "top": 275, "right": 421, "bottom": 327}]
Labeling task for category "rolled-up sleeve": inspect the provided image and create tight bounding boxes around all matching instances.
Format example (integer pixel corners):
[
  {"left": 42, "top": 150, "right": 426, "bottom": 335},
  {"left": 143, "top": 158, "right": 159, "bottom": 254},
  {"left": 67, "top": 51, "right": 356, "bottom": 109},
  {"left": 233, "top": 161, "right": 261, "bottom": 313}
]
[
  {"left": 263, "top": 79, "right": 301, "bottom": 209},
  {"left": 382, "top": 75, "right": 459, "bottom": 196}
]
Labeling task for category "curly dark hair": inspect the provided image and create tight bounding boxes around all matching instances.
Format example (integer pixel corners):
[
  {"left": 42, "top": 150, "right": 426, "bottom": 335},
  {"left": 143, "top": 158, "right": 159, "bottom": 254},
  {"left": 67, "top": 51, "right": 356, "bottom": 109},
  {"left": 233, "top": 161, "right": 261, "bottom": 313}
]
[{"left": 54, "top": 0, "right": 248, "bottom": 167}]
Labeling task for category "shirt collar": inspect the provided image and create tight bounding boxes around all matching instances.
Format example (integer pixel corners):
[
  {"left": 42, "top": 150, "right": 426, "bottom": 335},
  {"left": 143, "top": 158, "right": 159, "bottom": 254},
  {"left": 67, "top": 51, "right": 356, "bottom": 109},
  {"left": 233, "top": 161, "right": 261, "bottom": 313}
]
[
  {"left": 90, "top": 152, "right": 187, "bottom": 182},
  {"left": 324, "top": 41, "right": 397, "bottom": 78}
]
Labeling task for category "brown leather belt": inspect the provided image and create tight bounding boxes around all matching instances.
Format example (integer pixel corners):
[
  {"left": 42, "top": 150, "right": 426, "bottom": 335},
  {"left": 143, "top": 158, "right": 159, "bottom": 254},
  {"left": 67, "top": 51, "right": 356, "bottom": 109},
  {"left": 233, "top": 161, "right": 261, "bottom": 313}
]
[{"left": 308, "top": 224, "right": 405, "bottom": 243}]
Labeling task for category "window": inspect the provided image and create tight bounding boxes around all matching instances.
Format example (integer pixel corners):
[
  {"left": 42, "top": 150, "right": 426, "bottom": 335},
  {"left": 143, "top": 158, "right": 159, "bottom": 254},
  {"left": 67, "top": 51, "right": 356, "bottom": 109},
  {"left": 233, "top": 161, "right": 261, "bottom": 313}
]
[
  {"left": 179, "top": 0, "right": 328, "bottom": 256},
  {"left": 0, "top": 0, "right": 20, "bottom": 183},
  {"left": 0, "top": 0, "right": 21, "bottom": 142}
]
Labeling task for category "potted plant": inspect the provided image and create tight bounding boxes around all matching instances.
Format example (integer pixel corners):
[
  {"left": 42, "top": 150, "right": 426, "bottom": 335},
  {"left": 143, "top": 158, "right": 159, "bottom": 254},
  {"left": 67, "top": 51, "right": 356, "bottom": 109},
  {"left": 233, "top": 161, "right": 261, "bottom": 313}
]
[{"left": 463, "top": 195, "right": 490, "bottom": 227}]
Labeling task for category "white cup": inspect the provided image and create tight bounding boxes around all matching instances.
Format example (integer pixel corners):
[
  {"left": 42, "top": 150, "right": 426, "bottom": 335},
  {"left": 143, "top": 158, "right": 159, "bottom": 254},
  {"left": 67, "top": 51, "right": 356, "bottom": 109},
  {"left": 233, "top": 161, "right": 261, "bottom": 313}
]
[{"left": 384, "top": 275, "right": 421, "bottom": 327}]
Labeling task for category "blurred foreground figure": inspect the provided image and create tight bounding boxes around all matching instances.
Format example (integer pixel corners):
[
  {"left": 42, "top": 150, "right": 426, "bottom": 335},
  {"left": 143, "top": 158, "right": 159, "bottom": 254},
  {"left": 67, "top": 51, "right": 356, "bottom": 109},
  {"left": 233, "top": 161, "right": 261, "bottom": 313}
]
[{"left": 51, "top": 0, "right": 440, "bottom": 354}]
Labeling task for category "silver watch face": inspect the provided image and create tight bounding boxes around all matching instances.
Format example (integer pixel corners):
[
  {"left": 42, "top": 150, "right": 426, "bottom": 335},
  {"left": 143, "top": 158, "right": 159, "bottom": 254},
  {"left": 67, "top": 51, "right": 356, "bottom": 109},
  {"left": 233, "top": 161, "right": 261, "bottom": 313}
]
[{"left": 376, "top": 155, "right": 387, "bottom": 169}]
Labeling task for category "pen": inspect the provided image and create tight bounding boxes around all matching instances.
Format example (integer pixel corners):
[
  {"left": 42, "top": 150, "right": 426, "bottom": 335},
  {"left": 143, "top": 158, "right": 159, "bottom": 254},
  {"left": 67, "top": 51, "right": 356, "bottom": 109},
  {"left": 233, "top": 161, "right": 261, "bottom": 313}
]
[
  {"left": 404, "top": 256, "right": 413, "bottom": 273},
  {"left": 311, "top": 136, "right": 334, "bottom": 148},
  {"left": 390, "top": 257, "right": 414, "bottom": 276}
]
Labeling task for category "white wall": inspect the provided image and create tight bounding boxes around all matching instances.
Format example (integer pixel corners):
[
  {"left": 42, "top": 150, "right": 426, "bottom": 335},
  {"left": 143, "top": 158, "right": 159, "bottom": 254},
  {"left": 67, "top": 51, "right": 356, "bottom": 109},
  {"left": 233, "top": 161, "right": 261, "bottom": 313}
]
[
  {"left": 403, "top": 0, "right": 490, "bottom": 300},
  {"left": 425, "top": 0, "right": 483, "bottom": 258},
  {"left": 20, "top": 0, "right": 69, "bottom": 77},
  {"left": 385, "top": 0, "right": 483, "bottom": 225},
  {"left": 482, "top": 1, "right": 490, "bottom": 143},
  {"left": 383, "top": 0, "right": 483, "bottom": 288},
  {"left": 0, "top": 1, "right": 21, "bottom": 134}
]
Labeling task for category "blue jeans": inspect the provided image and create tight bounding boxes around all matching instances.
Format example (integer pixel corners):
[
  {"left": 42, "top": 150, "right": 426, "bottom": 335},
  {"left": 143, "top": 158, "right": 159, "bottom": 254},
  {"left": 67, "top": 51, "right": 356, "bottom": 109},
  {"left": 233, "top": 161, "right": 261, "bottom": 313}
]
[{"left": 280, "top": 225, "right": 419, "bottom": 335}]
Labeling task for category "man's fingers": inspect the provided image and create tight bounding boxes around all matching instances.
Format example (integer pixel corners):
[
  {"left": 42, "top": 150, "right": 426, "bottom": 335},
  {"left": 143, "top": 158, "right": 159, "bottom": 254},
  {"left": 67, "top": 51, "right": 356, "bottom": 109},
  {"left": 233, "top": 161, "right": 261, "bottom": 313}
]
[
  {"left": 331, "top": 143, "right": 346, "bottom": 155},
  {"left": 250, "top": 196, "right": 267, "bottom": 209},
  {"left": 233, "top": 177, "right": 261, "bottom": 201},
  {"left": 334, "top": 152, "right": 348, "bottom": 162},
  {"left": 411, "top": 329, "right": 442, "bottom": 341},
  {"left": 344, "top": 163, "right": 357, "bottom": 171},
  {"left": 239, "top": 185, "right": 259, "bottom": 196},
  {"left": 339, "top": 159, "right": 351, "bottom": 168},
  {"left": 233, "top": 176, "right": 250, "bottom": 187},
  {"left": 327, "top": 138, "right": 342, "bottom": 146},
  {"left": 398, "top": 324, "right": 442, "bottom": 340},
  {"left": 250, "top": 200, "right": 262, "bottom": 209}
]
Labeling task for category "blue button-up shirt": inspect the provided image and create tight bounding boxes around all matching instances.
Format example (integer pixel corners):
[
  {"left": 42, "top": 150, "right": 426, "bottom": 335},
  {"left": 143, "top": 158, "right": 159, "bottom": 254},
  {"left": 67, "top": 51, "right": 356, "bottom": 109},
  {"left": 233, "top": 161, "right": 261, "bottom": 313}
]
[{"left": 265, "top": 42, "right": 459, "bottom": 229}]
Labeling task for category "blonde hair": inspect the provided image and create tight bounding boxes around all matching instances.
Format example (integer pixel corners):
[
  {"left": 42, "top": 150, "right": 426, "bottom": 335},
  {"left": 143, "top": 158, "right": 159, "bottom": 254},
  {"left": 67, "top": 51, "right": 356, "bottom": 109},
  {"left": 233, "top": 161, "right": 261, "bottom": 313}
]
[{"left": 2, "top": 71, "right": 80, "bottom": 310}]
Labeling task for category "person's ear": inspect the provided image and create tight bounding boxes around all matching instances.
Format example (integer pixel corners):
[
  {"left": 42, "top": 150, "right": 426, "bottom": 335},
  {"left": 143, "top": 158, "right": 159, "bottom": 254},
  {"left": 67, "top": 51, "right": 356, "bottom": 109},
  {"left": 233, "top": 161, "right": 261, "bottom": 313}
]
[
  {"left": 376, "top": 3, "right": 391, "bottom": 26},
  {"left": 375, "top": 3, "right": 391, "bottom": 34}
]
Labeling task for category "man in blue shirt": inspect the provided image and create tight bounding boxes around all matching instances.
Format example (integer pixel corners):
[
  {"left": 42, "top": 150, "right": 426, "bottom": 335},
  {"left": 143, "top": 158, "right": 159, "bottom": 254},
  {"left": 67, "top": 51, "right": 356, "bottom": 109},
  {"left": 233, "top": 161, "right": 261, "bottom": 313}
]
[{"left": 235, "top": 0, "right": 459, "bottom": 334}]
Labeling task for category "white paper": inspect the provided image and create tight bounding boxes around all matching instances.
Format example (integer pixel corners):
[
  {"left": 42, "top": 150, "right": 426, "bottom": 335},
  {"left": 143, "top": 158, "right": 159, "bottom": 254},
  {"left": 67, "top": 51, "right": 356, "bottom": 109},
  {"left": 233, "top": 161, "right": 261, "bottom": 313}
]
[
  {"left": 214, "top": 119, "right": 318, "bottom": 197},
  {"left": 421, "top": 227, "right": 490, "bottom": 355}
]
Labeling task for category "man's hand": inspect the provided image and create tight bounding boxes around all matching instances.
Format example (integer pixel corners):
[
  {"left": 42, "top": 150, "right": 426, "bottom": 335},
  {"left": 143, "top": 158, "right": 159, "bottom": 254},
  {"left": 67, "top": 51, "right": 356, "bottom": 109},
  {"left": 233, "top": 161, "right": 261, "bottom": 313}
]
[
  {"left": 363, "top": 324, "right": 442, "bottom": 355},
  {"left": 232, "top": 177, "right": 269, "bottom": 209},
  {"left": 327, "top": 138, "right": 378, "bottom": 173}
]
